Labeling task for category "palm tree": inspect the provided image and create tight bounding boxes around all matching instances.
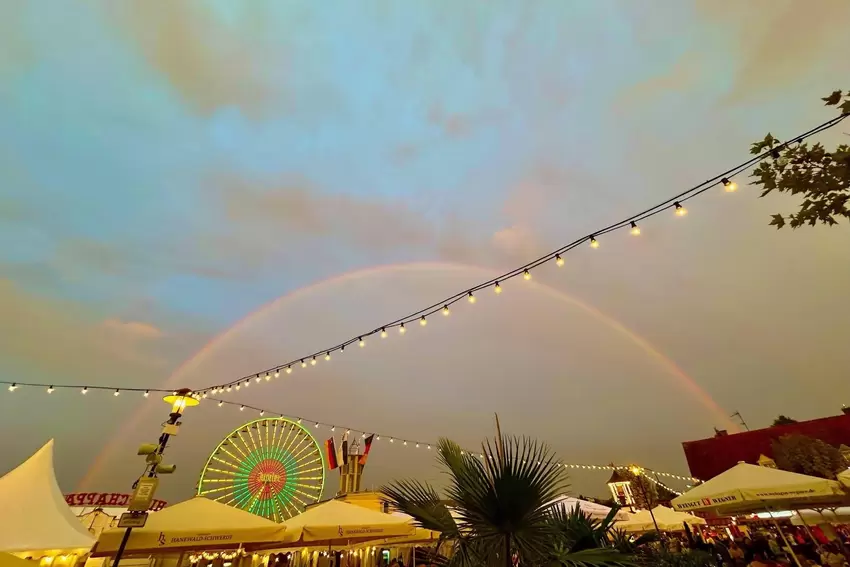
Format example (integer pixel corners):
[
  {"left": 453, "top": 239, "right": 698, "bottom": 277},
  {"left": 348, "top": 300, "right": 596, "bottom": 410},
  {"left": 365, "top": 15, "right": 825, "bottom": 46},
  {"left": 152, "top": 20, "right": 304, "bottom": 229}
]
[{"left": 382, "top": 436, "right": 632, "bottom": 567}]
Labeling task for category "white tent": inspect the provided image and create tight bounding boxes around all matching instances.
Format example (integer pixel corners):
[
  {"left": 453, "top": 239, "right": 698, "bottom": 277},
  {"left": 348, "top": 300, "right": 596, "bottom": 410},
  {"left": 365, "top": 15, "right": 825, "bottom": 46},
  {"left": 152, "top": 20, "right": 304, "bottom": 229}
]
[
  {"left": 275, "top": 500, "right": 415, "bottom": 547},
  {"left": 93, "top": 497, "right": 288, "bottom": 556},
  {"left": 0, "top": 440, "right": 95, "bottom": 554},
  {"left": 615, "top": 506, "right": 705, "bottom": 532},
  {"left": 547, "top": 496, "right": 630, "bottom": 522},
  {"left": 671, "top": 462, "right": 847, "bottom": 515}
]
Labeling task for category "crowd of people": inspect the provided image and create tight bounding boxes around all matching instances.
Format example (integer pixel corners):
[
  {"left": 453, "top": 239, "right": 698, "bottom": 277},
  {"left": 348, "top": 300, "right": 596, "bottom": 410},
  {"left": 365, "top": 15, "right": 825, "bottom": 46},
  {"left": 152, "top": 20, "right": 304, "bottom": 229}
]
[{"left": 685, "top": 526, "right": 850, "bottom": 567}]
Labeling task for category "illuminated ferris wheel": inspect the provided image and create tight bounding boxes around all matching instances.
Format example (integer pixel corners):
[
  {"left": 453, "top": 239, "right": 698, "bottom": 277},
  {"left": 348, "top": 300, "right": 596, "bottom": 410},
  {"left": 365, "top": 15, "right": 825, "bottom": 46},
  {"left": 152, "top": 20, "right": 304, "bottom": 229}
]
[{"left": 197, "top": 417, "right": 325, "bottom": 521}]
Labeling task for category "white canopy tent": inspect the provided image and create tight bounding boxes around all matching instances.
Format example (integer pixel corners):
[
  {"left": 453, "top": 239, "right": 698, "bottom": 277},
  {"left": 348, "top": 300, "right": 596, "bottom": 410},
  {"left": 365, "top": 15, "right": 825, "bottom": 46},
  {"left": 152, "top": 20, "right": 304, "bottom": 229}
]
[
  {"left": 93, "top": 497, "right": 288, "bottom": 556},
  {"left": 0, "top": 440, "right": 95, "bottom": 554},
  {"left": 615, "top": 506, "right": 705, "bottom": 532},
  {"left": 547, "top": 496, "right": 630, "bottom": 522},
  {"left": 671, "top": 462, "right": 847, "bottom": 516}
]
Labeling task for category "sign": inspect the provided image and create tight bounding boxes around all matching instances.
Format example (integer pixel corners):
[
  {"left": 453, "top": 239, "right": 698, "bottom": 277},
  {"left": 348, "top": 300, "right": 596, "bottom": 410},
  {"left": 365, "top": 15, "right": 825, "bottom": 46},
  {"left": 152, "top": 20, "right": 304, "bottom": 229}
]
[
  {"left": 118, "top": 512, "right": 148, "bottom": 528},
  {"left": 64, "top": 492, "right": 168, "bottom": 511},
  {"left": 128, "top": 478, "right": 160, "bottom": 512}
]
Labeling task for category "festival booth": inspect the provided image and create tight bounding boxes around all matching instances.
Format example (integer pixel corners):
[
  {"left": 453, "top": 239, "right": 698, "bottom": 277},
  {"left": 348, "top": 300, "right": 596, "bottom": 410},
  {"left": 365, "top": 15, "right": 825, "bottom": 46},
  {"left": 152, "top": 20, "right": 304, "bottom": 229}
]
[
  {"left": 0, "top": 440, "right": 96, "bottom": 565},
  {"left": 671, "top": 462, "right": 849, "bottom": 567},
  {"left": 615, "top": 506, "right": 705, "bottom": 533},
  {"left": 92, "top": 497, "right": 287, "bottom": 566}
]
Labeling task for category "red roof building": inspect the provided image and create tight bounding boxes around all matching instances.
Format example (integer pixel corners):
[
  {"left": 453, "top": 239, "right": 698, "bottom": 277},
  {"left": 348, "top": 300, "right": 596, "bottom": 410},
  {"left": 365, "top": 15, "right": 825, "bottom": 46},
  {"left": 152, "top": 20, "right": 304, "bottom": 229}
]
[{"left": 682, "top": 408, "right": 850, "bottom": 481}]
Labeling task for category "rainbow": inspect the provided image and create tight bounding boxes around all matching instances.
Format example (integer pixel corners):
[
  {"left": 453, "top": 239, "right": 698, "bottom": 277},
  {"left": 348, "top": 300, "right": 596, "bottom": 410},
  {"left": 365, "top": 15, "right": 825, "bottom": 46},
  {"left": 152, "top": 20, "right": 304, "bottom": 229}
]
[{"left": 79, "top": 262, "right": 735, "bottom": 489}]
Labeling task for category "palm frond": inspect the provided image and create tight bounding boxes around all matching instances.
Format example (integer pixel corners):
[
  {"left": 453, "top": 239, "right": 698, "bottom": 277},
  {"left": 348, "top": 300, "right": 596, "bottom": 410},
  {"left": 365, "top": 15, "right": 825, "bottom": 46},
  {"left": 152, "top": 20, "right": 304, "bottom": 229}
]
[{"left": 381, "top": 478, "right": 459, "bottom": 536}]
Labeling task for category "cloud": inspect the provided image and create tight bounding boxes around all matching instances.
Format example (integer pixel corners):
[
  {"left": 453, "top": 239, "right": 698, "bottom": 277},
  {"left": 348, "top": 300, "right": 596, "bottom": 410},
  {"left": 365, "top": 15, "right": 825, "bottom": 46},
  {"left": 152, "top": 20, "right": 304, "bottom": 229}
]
[
  {"left": 101, "top": 2, "right": 285, "bottom": 115},
  {"left": 694, "top": 0, "right": 850, "bottom": 103},
  {"left": 0, "top": 279, "right": 173, "bottom": 382},
  {"left": 102, "top": 318, "right": 164, "bottom": 340}
]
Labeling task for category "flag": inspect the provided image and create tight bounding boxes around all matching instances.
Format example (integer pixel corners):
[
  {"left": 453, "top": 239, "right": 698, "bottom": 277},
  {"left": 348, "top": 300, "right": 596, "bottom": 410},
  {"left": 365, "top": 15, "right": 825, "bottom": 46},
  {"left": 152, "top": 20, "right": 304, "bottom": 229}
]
[
  {"left": 359, "top": 434, "right": 374, "bottom": 465},
  {"left": 341, "top": 430, "right": 350, "bottom": 465},
  {"left": 325, "top": 438, "right": 338, "bottom": 470}
]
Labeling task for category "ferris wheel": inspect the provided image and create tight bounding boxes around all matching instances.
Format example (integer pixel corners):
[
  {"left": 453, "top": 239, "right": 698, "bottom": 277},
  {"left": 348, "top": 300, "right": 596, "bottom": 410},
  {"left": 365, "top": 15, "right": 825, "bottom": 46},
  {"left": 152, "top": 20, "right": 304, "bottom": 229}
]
[{"left": 197, "top": 417, "right": 326, "bottom": 521}]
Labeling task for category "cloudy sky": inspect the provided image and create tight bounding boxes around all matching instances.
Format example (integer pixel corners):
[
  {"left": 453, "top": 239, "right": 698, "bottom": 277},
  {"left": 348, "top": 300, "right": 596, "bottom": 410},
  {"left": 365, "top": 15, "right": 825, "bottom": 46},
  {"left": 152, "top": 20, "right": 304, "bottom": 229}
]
[{"left": 1, "top": 0, "right": 849, "bottom": 504}]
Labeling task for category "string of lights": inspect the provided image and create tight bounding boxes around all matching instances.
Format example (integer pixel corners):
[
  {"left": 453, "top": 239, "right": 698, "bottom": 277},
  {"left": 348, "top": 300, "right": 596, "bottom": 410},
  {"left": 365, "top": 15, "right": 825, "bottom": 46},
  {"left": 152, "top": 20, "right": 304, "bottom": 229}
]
[
  {"left": 2, "top": 114, "right": 844, "bottom": 401},
  {"left": 2, "top": 113, "right": 845, "bottom": 486},
  {"left": 193, "top": 112, "right": 849, "bottom": 396},
  {"left": 0, "top": 378, "right": 701, "bottom": 484},
  {"left": 205, "top": 395, "right": 701, "bottom": 484}
]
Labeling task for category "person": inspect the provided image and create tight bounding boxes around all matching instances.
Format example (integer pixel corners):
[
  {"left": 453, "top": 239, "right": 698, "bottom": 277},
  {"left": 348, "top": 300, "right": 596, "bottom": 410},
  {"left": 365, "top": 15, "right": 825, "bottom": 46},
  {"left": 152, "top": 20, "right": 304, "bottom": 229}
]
[
  {"left": 748, "top": 552, "right": 780, "bottom": 567},
  {"left": 820, "top": 544, "right": 846, "bottom": 567},
  {"left": 730, "top": 541, "right": 747, "bottom": 567}
]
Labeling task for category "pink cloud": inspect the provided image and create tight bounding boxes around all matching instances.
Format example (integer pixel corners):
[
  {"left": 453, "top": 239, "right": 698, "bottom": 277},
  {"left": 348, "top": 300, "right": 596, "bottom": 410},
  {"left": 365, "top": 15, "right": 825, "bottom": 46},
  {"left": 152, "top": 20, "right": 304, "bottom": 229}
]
[{"left": 102, "top": 318, "right": 164, "bottom": 340}]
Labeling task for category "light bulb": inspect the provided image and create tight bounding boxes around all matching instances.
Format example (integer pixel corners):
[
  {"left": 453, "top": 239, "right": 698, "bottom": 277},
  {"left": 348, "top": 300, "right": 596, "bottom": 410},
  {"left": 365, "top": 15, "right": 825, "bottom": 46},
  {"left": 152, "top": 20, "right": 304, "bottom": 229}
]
[
  {"left": 311, "top": 356, "right": 317, "bottom": 366},
  {"left": 227, "top": 385, "right": 232, "bottom": 392},
  {"left": 114, "top": 389, "right": 120, "bottom": 397},
  {"left": 274, "top": 370, "right": 279, "bottom": 378},
  {"left": 674, "top": 202, "right": 687, "bottom": 216},
  {"left": 403, "top": 441, "right": 407, "bottom": 446},
  {"left": 630, "top": 221, "right": 641, "bottom": 236},
  {"left": 468, "top": 292, "right": 476, "bottom": 303},
  {"left": 325, "top": 352, "right": 331, "bottom": 361},
  {"left": 47, "top": 386, "right": 54, "bottom": 394},
  {"left": 419, "top": 316, "right": 427, "bottom": 326},
  {"left": 722, "top": 177, "right": 737, "bottom": 192},
  {"left": 235, "top": 384, "right": 241, "bottom": 391},
  {"left": 265, "top": 373, "right": 270, "bottom": 381},
  {"left": 415, "top": 443, "right": 419, "bottom": 448},
  {"left": 81, "top": 387, "right": 88, "bottom": 395},
  {"left": 590, "top": 237, "right": 599, "bottom": 249},
  {"left": 523, "top": 269, "right": 531, "bottom": 280},
  {"left": 285, "top": 366, "right": 292, "bottom": 374},
  {"left": 494, "top": 281, "right": 502, "bottom": 294},
  {"left": 314, "top": 422, "right": 319, "bottom": 428},
  {"left": 380, "top": 327, "right": 388, "bottom": 338},
  {"left": 245, "top": 380, "right": 250, "bottom": 387},
  {"left": 218, "top": 401, "right": 223, "bottom": 407},
  {"left": 144, "top": 390, "right": 150, "bottom": 398},
  {"left": 8, "top": 383, "right": 16, "bottom": 392},
  {"left": 427, "top": 445, "right": 431, "bottom": 450},
  {"left": 240, "top": 405, "right": 245, "bottom": 411},
  {"left": 255, "top": 375, "right": 261, "bottom": 383},
  {"left": 390, "top": 438, "right": 394, "bottom": 443},
  {"left": 301, "top": 359, "right": 307, "bottom": 368},
  {"left": 260, "top": 410, "right": 265, "bottom": 416},
  {"left": 442, "top": 305, "right": 450, "bottom": 316},
  {"left": 359, "top": 337, "right": 365, "bottom": 347},
  {"left": 399, "top": 323, "right": 406, "bottom": 334},
  {"left": 331, "top": 426, "right": 336, "bottom": 431},
  {"left": 555, "top": 255, "right": 564, "bottom": 267}
]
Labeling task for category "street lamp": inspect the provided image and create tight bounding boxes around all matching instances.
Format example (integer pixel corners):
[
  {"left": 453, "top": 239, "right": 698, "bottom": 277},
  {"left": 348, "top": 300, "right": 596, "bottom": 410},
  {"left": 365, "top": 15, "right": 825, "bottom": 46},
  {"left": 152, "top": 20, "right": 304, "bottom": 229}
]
[{"left": 111, "top": 388, "right": 199, "bottom": 567}]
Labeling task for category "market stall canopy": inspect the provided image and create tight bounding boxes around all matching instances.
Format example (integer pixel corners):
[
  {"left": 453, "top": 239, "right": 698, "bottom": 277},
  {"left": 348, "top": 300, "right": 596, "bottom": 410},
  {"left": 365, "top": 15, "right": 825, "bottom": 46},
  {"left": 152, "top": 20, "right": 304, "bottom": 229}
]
[
  {"left": 276, "top": 500, "right": 415, "bottom": 547},
  {"left": 91, "top": 497, "right": 287, "bottom": 557},
  {"left": 616, "top": 506, "right": 705, "bottom": 532},
  {"left": 547, "top": 496, "right": 630, "bottom": 522},
  {"left": 671, "top": 462, "right": 848, "bottom": 515},
  {"left": 0, "top": 440, "right": 95, "bottom": 554}
]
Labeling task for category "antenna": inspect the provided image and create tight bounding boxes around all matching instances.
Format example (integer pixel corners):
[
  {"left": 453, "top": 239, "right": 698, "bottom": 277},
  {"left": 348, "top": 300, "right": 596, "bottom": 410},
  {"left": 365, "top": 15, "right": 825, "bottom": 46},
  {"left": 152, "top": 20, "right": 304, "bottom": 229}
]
[{"left": 730, "top": 411, "right": 750, "bottom": 431}]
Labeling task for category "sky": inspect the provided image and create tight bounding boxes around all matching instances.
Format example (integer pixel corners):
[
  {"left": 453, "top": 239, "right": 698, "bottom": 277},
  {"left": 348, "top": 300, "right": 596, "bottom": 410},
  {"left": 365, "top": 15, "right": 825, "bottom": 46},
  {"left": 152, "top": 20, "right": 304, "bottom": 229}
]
[{"left": 1, "top": 0, "right": 850, "bottom": 505}]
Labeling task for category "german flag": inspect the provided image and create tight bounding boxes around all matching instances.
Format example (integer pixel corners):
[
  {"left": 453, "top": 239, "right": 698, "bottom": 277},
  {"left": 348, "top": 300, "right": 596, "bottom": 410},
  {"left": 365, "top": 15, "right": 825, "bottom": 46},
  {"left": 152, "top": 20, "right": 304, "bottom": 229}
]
[
  {"left": 359, "top": 434, "right": 375, "bottom": 465},
  {"left": 325, "top": 438, "right": 339, "bottom": 470}
]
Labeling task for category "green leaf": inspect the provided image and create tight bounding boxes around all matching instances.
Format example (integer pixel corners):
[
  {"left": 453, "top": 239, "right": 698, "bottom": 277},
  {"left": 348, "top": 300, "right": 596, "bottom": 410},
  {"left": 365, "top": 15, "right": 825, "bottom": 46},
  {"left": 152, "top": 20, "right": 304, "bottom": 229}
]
[{"left": 822, "top": 90, "right": 842, "bottom": 106}]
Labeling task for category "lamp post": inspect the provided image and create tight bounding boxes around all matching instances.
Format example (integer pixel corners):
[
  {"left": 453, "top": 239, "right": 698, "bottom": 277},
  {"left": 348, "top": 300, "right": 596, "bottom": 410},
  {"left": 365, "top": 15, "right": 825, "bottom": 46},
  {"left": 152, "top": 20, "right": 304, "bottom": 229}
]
[{"left": 111, "top": 388, "right": 199, "bottom": 567}]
